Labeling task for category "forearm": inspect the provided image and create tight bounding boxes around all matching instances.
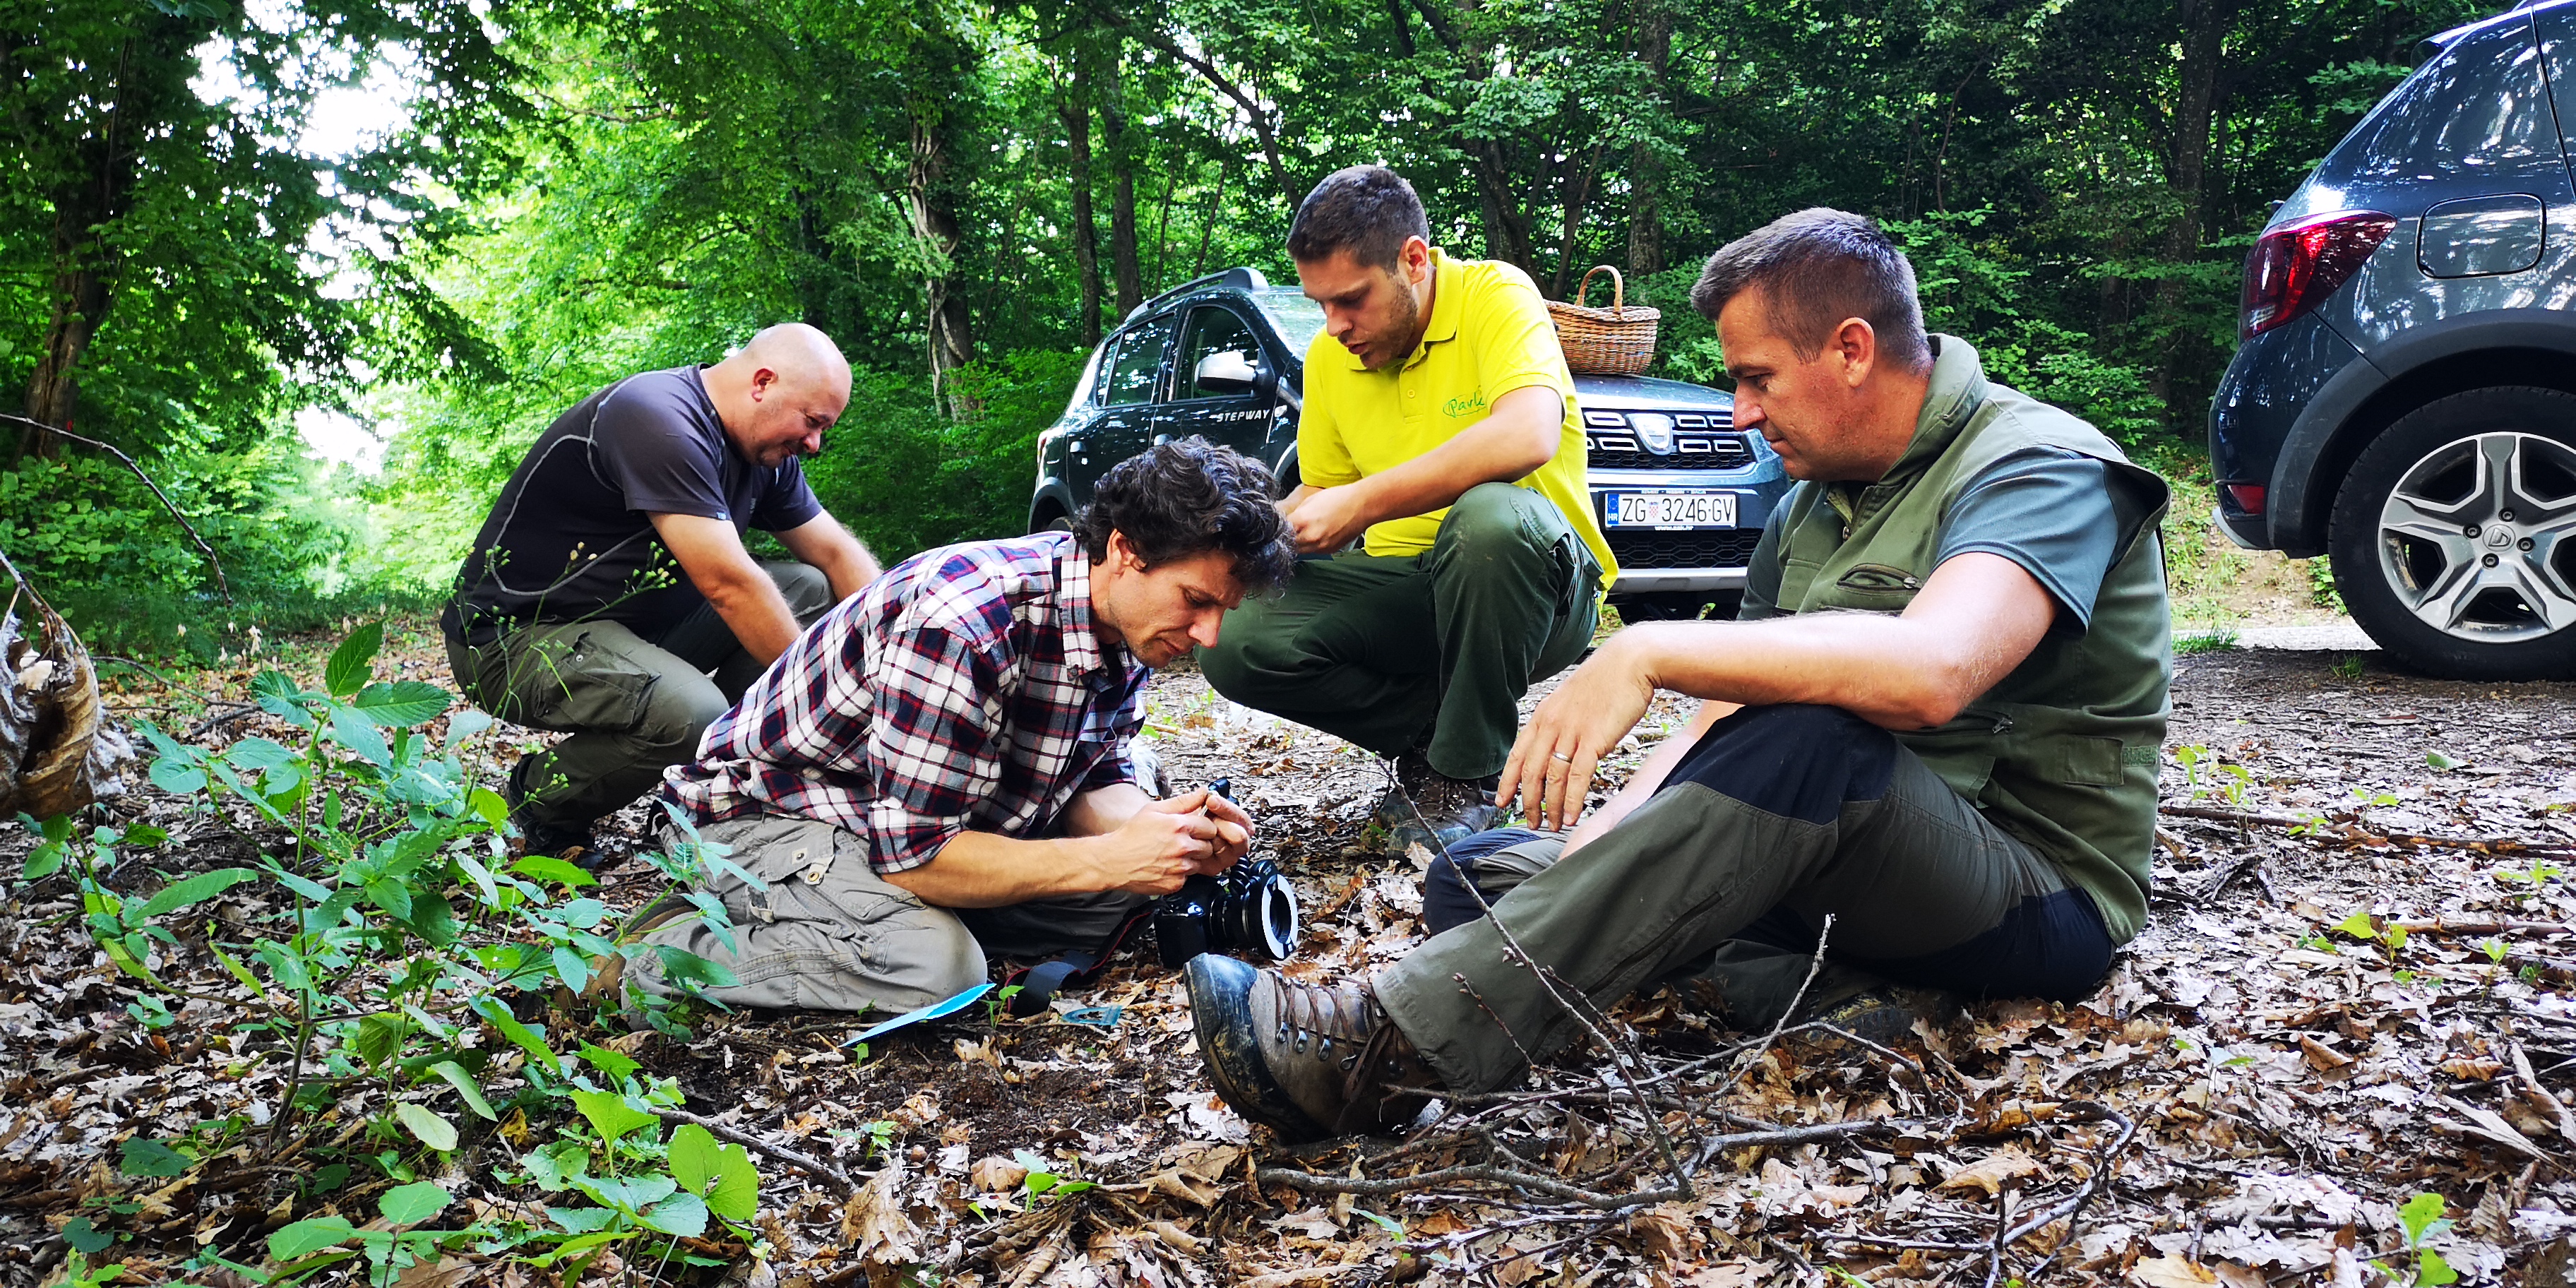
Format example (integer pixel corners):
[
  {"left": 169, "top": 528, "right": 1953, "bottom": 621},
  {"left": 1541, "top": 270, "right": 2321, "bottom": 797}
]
[
  {"left": 701, "top": 574, "right": 804, "bottom": 664},
  {"left": 1339, "top": 402, "right": 1557, "bottom": 526},
  {"left": 1061, "top": 782, "right": 1152, "bottom": 837},
  {"left": 1618, "top": 615, "right": 1998, "bottom": 731},
  {"left": 883, "top": 832, "right": 1113, "bottom": 909},
  {"left": 818, "top": 543, "right": 878, "bottom": 604}
]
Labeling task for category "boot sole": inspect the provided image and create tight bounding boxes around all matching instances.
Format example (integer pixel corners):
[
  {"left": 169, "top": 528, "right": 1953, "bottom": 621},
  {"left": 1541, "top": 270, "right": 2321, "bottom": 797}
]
[{"left": 1183, "top": 954, "right": 1330, "bottom": 1143}]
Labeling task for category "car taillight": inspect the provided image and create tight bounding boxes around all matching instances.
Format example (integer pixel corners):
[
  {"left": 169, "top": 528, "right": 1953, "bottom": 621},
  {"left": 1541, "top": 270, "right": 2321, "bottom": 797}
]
[
  {"left": 2240, "top": 211, "right": 2395, "bottom": 338},
  {"left": 2221, "top": 482, "right": 2266, "bottom": 514}
]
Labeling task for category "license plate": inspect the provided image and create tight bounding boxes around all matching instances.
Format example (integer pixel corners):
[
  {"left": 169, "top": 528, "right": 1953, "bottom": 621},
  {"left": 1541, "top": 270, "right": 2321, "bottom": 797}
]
[{"left": 1605, "top": 491, "right": 1737, "bottom": 529}]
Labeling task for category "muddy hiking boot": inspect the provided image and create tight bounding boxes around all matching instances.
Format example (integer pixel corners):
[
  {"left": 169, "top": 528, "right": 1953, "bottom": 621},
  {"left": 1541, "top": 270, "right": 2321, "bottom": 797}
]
[
  {"left": 1371, "top": 753, "right": 1501, "bottom": 856},
  {"left": 1186, "top": 955, "right": 1440, "bottom": 1141}
]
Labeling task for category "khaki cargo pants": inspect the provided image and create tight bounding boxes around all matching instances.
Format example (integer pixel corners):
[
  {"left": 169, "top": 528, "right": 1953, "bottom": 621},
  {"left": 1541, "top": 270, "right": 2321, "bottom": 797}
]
[
  {"left": 629, "top": 813, "right": 1147, "bottom": 1013},
  {"left": 445, "top": 562, "right": 833, "bottom": 833}
]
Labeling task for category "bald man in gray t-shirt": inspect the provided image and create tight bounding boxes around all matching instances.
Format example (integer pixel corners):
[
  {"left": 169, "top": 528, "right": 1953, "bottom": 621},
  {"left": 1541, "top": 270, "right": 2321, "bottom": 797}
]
[{"left": 443, "top": 324, "right": 880, "bottom": 862}]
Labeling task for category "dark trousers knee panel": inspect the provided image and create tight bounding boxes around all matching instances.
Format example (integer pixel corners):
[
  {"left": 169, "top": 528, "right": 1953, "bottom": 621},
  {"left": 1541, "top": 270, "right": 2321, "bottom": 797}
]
[{"left": 1668, "top": 704, "right": 1899, "bottom": 824}]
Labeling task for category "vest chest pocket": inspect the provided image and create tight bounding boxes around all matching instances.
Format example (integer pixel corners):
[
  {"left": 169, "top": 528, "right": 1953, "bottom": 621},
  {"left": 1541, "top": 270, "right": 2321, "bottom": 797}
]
[{"left": 1818, "top": 563, "right": 1924, "bottom": 612}]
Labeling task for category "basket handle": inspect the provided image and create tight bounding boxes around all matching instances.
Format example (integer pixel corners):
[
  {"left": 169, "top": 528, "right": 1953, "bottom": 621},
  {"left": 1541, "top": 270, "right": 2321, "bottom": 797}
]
[{"left": 1574, "top": 265, "right": 1626, "bottom": 311}]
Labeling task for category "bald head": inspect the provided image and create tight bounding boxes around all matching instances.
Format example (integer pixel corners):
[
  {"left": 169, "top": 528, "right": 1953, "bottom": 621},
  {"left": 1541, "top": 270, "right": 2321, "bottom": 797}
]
[{"left": 703, "top": 323, "right": 853, "bottom": 467}]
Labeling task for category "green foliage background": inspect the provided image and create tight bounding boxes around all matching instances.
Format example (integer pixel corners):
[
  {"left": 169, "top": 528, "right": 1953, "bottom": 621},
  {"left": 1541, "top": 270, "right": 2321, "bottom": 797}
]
[{"left": 2, "top": 0, "right": 2493, "bottom": 655}]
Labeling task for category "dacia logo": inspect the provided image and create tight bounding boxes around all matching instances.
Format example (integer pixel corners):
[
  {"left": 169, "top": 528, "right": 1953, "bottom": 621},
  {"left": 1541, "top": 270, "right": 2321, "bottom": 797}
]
[{"left": 1441, "top": 389, "right": 1487, "bottom": 418}]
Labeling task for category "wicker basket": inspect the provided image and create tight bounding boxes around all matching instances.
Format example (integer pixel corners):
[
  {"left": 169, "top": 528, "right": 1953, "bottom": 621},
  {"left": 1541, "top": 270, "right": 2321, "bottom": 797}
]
[{"left": 1547, "top": 265, "right": 1660, "bottom": 376}]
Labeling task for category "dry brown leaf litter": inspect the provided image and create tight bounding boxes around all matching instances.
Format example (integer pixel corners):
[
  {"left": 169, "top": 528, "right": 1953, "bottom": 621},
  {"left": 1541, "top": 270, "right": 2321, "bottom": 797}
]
[{"left": 0, "top": 625, "right": 2572, "bottom": 1285}]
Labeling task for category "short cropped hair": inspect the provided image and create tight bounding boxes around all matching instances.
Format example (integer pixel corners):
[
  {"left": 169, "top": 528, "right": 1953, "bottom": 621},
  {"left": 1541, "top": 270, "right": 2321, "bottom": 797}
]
[
  {"left": 1074, "top": 437, "right": 1296, "bottom": 590},
  {"left": 1688, "top": 209, "right": 1932, "bottom": 373},
  {"left": 1287, "top": 165, "right": 1429, "bottom": 273}
]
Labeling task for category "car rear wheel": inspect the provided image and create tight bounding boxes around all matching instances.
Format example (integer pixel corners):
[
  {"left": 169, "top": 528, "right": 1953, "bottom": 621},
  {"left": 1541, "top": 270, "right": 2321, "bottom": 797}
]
[{"left": 2328, "top": 386, "right": 2576, "bottom": 680}]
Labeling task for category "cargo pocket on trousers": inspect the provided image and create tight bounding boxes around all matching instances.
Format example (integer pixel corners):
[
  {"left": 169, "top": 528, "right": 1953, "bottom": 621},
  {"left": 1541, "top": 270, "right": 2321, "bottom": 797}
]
[
  {"left": 534, "top": 631, "right": 657, "bottom": 734},
  {"left": 745, "top": 828, "right": 924, "bottom": 943}
]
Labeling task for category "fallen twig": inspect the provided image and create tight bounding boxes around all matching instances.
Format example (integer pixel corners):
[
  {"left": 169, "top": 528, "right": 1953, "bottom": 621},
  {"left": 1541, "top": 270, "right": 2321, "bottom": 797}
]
[
  {"left": 1255, "top": 1159, "right": 1685, "bottom": 1210},
  {"left": 1728, "top": 912, "right": 1835, "bottom": 1088},
  {"left": 2157, "top": 803, "right": 2573, "bottom": 855},
  {"left": 1686, "top": 1116, "right": 1900, "bottom": 1172}
]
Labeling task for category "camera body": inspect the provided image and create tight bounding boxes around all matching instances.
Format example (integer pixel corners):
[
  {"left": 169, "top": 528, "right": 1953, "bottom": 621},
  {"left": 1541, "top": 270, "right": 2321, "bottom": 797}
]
[
  {"left": 1153, "top": 778, "right": 1299, "bottom": 966},
  {"left": 1155, "top": 858, "right": 1298, "bottom": 966}
]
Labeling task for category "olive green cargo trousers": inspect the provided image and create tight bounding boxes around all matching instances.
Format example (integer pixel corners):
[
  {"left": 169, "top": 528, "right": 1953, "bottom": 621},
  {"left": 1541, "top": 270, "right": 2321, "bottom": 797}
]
[
  {"left": 445, "top": 562, "right": 834, "bottom": 835},
  {"left": 1199, "top": 483, "right": 1600, "bottom": 781}
]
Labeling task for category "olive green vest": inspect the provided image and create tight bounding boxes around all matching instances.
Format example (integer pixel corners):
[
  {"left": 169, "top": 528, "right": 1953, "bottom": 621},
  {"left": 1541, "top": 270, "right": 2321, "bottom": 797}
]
[{"left": 1762, "top": 337, "right": 2172, "bottom": 943}]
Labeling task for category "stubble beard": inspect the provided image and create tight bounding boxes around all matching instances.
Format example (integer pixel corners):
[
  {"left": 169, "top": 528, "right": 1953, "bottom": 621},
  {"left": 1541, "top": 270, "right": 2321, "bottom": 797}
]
[{"left": 1357, "top": 280, "right": 1426, "bottom": 372}]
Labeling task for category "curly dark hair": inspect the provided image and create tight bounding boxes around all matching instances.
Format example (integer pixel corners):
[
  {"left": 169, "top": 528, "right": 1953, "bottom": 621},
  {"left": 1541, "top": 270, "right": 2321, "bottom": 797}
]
[{"left": 1073, "top": 437, "right": 1297, "bottom": 590}]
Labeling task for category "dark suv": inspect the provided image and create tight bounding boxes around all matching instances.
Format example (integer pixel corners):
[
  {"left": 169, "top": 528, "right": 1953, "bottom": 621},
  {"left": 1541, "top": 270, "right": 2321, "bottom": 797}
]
[
  {"left": 2210, "top": 0, "right": 2576, "bottom": 679},
  {"left": 1027, "top": 268, "right": 1786, "bottom": 620}
]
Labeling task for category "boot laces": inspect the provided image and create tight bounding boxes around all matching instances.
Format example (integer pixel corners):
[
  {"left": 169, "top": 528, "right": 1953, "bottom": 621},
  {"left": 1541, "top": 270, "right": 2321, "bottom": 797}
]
[{"left": 1275, "top": 977, "right": 1375, "bottom": 1071}]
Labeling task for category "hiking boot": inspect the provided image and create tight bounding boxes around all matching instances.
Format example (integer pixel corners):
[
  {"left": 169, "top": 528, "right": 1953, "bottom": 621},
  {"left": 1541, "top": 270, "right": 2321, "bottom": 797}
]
[
  {"left": 582, "top": 889, "right": 701, "bottom": 1003},
  {"left": 1371, "top": 755, "right": 1501, "bottom": 856},
  {"left": 1186, "top": 954, "right": 1439, "bottom": 1142},
  {"left": 1801, "top": 985, "right": 1955, "bottom": 1046},
  {"left": 517, "top": 818, "right": 601, "bottom": 869}
]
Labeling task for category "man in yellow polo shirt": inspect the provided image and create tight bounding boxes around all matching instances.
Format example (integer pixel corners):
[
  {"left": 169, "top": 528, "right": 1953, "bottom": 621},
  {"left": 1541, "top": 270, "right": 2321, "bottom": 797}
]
[{"left": 1201, "top": 165, "right": 1616, "bottom": 849}]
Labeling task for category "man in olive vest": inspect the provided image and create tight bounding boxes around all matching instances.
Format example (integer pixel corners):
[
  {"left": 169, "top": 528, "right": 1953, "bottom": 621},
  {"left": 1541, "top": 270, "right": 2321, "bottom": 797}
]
[{"left": 1184, "top": 208, "right": 2173, "bottom": 1140}]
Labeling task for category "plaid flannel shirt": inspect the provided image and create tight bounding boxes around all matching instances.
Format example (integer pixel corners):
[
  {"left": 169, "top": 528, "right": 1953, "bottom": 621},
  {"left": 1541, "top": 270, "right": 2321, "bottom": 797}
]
[{"left": 661, "top": 532, "right": 1149, "bottom": 874}]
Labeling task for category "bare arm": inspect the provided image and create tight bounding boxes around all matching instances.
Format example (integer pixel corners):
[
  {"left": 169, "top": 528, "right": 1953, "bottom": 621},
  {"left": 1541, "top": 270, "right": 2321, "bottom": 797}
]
[
  {"left": 881, "top": 787, "right": 1253, "bottom": 909},
  {"left": 648, "top": 512, "right": 802, "bottom": 664},
  {"left": 773, "top": 512, "right": 881, "bottom": 602},
  {"left": 1286, "top": 386, "right": 1563, "bottom": 554},
  {"left": 1501, "top": 552, "right": 2058, "bottom": 830}
]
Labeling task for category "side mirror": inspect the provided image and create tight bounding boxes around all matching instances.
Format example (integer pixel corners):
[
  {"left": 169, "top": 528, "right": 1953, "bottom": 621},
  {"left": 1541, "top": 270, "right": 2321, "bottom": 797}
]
[{"left": 1194, "top": 350, "right": 1264, "bottom": 395}]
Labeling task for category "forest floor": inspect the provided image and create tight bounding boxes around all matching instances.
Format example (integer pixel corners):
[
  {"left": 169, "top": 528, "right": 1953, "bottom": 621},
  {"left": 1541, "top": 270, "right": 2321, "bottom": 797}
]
[{"left": 7, "top": 619, "right": 2576, "bottom": 1287}]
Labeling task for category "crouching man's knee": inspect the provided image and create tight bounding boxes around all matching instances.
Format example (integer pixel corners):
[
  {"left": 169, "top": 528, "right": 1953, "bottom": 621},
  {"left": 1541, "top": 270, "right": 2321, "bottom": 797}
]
[{"left": 1438, "top": 482, "right": 1556, "bottom": 559}]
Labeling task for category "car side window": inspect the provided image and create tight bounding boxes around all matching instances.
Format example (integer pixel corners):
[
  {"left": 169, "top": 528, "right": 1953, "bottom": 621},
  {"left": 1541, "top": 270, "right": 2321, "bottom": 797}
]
[
  {"left": 1103, "top": 314, "right": 1179, "bottom": 406},
  {"left": 2328, "top": 18, "right": 2556, "bottom": 182},
  {"left": 1175, "top": 306, "right": 1262, "bottom": 400}
]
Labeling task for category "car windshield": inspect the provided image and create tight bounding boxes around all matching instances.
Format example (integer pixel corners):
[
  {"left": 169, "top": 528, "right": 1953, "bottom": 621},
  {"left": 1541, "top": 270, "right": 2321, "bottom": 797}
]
[{"left": 1253, "top": 290, "right": 1326, "bottom": 357}]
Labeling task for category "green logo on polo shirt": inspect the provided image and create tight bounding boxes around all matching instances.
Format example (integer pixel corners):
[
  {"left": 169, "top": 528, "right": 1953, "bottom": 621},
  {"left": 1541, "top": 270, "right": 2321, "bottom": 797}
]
[{"left": 1442, "top": 389, "right": 1486, "bottom": 418}]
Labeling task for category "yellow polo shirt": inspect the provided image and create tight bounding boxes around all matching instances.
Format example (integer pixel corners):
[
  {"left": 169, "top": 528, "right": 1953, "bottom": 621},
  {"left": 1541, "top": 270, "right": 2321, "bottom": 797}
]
[{"left": 1298, "top": 249, "right": 1618, "bottom": 583}]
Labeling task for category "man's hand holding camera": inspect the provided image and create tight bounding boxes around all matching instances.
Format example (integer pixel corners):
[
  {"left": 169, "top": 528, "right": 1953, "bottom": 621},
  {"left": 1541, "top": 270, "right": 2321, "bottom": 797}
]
[{"left": 1087, "top": 788, "right": 1253, "bottom": 896}]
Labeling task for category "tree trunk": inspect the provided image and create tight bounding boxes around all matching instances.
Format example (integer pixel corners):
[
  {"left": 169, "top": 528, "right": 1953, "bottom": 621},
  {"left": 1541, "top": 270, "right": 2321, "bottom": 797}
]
[
  {"left": 907, "top": 117, "right": 972, "bottom": 401},
  {"left": 1061, "top": 80, "right": 1102, "bottom": 347},
  {"left": 1102, "top": 52, "right": 1143, "bottom": 315},
  {"left": 2152, "top": 0, "right": 2234, "bottom": 403},
  {"left": 22, "top": 256, "right": 108, "bottom": 461},
  {"left": 1625, "top": 0, "right": 1671, "bottom": 275}
]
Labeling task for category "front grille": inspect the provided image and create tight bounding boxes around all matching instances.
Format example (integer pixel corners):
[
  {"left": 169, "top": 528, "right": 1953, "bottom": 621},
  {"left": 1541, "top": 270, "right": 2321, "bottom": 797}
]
[
  {"left": 1606, "top": 527, "right": 1764, "bottom": 568},
  {"left": 1585, "top": 411, "right": 1753, "bottom": 470}
]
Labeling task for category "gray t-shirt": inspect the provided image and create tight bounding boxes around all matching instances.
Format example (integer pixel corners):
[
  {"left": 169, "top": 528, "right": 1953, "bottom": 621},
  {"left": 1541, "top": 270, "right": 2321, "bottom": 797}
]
[
  {"left": 441, "top": 367, "right": 822, "bottom": 645},
  {"left": 1741, "top": 448, "right": 2154, "bottom": 630}
]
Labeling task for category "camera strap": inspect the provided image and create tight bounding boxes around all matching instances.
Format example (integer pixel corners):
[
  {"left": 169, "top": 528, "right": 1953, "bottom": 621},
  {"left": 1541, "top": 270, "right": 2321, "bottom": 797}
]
[{"left": 1001, "top": 902, "right": 1157, "bottom": 1018}]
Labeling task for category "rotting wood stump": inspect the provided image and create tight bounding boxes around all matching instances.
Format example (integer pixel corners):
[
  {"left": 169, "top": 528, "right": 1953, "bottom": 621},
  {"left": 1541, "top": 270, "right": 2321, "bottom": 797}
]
[{"left": 0, "top": 548, "right": 131, "bottom": 817}]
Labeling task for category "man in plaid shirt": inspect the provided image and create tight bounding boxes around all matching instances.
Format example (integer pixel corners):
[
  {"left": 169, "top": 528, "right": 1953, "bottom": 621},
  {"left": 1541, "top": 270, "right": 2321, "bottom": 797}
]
[{"left": 630, "top": 439, "right": 1297, "bottom": 1012}]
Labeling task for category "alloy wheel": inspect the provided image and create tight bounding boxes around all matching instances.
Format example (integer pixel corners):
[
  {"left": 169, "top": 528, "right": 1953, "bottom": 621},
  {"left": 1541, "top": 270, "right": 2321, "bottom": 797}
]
[{"left": 2374, "top": 431, "right": 2576, "bottom": 642}]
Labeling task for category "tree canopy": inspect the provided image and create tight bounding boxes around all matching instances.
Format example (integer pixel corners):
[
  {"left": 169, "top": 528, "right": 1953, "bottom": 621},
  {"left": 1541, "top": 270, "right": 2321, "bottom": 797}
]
[{"left": 1, "top": 0, "right": 2491, "bottom": 653}]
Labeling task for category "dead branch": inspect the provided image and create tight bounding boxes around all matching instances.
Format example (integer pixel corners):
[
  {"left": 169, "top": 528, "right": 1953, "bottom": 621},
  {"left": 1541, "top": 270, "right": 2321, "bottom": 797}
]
[
  {"left": 0, "top": 412, "right": 231, "bottom": 602},
  {"left": 660, "top": 1107, "right": 856, "bottom": 1198},
  {"left": 1686, "top": 1117, "right": 1902, "bottom": 1172},
  {"left": 1727, "top": 913, "right": 1835, "bottom": 1087},
  {"left": 1388, "top": 762, "right": 1694, "bottom": 1198},
  {"left": 1254, "top": 1159, "right": 1685, "bottom": 1210},
  {"left": 2158, "top": 803, "right": 2573, "bottom": 855}
]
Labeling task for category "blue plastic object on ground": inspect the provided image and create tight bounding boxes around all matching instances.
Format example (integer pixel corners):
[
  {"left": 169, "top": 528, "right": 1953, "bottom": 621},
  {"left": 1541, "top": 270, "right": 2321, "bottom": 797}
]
[{"left": 844, "top": 982, "right": 995, "bottom": 1046}]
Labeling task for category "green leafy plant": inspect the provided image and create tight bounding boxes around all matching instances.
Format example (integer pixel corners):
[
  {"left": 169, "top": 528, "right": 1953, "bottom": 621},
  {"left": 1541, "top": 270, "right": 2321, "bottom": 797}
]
[
  {"left": 2372, "top": 1192, "right": 2458, "bottom": 1287},
  {"left": 17, "top": 623, "right": 773, "bottom": 1270},
  {"left": 1013, "top": 1149, "right": 1095, "bottom": 1203},
  {"left": 2331, "top": 652, "right": 2367, "bottom": 681}
]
